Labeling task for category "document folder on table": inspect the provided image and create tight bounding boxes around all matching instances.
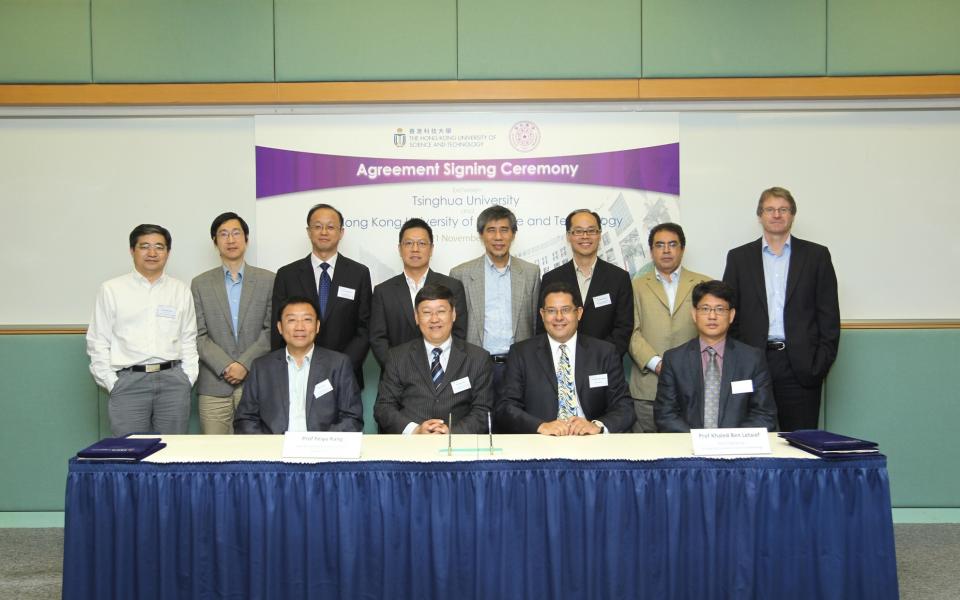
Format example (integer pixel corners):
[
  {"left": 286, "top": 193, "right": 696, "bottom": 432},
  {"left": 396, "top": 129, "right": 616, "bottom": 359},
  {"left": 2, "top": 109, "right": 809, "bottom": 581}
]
[
  {"left": 76, "top": 436, "right": 166, "bottom": 461},
  {"left": 779, "top": 430, "right": 879, "bottom": 459}
]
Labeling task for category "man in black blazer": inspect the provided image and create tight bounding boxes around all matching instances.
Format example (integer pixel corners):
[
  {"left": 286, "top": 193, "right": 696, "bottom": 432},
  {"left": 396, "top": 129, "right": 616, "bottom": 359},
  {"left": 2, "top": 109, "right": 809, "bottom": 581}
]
[
  {"left": 374, "top": 284, "right": 494, "bottom": 434},
  {"left": 369, "top": 218, "right": 467, "bottom": 368},
  {"left": 271, "top": 203, "right": 372, "bottom": 388},
  {"left": 655, "top": 280, "right": 777, "bottom": 432},
  {"left": 539, "top": 209, "right": 633, "bottom": 356},
  {"left": 722, "top": 187, "right": 840, "bottom": 431},
  {"left": 235, "top": 296, "right": 363, "bottom": 434},
  {"left": 500, "top": 281, "right": 635, "bottom": 435}
]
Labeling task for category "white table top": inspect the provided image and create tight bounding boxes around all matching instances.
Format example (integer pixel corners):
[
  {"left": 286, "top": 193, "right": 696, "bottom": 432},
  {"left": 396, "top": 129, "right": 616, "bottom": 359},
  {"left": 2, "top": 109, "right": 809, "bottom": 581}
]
[{"left": 137, "top": 432, "right": 816, "bottom": 464}]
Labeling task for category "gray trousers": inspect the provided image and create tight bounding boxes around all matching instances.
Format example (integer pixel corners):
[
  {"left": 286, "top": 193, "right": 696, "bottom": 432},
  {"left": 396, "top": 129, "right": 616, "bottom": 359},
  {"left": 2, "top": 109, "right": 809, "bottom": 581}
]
[
  {"left": 631, "top": 398, "right": 657, "bottom": 433},
  {"left": 109, "top": 366, "right": 192, "bottom": 436}
]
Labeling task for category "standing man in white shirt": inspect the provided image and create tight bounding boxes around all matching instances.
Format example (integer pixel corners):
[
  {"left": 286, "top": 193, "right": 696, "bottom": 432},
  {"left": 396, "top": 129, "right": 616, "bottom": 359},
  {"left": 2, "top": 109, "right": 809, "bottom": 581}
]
[
  {"left": 191, "top": 212, "right": 275, "bottom": 434},
  {"left": 87, "top": 224, "right": 199, "bottom": 435},
  {"left": 628, "top": 223, "right": 711, "bottom": 432}
]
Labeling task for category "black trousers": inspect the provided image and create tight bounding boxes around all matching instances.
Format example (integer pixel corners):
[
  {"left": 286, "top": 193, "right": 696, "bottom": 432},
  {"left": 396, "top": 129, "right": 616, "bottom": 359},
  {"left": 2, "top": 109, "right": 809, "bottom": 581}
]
[{"left": 765, "top": 347, "right": 823, "bottom": 431}]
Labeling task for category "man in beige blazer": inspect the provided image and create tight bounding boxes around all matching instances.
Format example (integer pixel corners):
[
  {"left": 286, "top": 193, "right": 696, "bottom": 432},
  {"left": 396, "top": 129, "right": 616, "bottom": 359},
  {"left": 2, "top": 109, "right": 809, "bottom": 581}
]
[
  {"left": 191, "top": 212, "right": 275, "bottom": 434},
  {"left": 629, "top": 223, "right": 710, "bottom": 432},
  {"left": 449, "top": 205, "right": 540, "bottom": 399}
]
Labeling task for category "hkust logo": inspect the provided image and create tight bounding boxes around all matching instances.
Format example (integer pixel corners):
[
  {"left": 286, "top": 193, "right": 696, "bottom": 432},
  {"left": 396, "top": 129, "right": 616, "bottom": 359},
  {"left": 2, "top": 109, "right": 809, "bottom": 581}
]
[
  {"left": 393, "top": 128, "right": 407, "bottom": 148},
  {"left": 509, "top": 121, "right": 541, "bottom": 152}
]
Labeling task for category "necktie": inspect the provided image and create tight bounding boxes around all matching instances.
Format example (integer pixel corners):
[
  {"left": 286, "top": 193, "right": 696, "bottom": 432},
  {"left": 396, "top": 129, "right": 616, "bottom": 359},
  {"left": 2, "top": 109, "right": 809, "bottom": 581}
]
[
  {"left": 431, "top": 347, "right": 444, "bottom": 391},
  {"left": 704, "top": 346, "right": 720, "bottom": 428},
  {"left": 557, "top": 344, "right": 578, "bottom": 419},
  {"left": 318, "top": 262, "right": 331, "bottom": 318}
]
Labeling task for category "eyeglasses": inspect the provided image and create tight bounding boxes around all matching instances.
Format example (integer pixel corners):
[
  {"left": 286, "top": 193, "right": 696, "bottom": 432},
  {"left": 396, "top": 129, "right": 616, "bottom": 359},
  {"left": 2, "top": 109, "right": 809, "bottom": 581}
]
[
  {"left": 761, "top": 207, "right": 792, "bottom": 216},
  {"left": 542, "top": 306, "right": 576, "bottom": 317},
  {"left": 653, "top": 241, "right": 680, "bottom": 250},
  {"left": 308, "top": 224, "right": 341, "bottom": 233},
  {"left": 217, "top": 229, "right": 244, "bottom": 240},
  {"left": 136, "top": 243, "right": 167, "bottom": 252},
  {"left": 696, "top": 306, "right": 730, "bottom": 316},
  {"left": 401, "top": 240, "right": 431, "bottom": 249},
  {"left": 569, "top": 228, "right": 600, "bottom": 237}
]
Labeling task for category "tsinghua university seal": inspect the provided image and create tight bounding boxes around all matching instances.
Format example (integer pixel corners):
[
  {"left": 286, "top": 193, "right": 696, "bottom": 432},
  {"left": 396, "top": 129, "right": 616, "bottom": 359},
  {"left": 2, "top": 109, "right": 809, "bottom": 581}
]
[{"left": 509, "top": 120, "right": 541, "bottom": 152}]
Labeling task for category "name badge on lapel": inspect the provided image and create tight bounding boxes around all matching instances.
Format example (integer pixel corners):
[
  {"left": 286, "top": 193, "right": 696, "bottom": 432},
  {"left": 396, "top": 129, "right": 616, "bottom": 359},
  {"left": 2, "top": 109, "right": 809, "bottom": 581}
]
[
  {"left": 156, "top": 305, "right": 177, "bottom": 319},
  {"left": 588, "top": 373, "right": 609, "bottom": 388},
  {"left": 593, "top": 293, "right": 612, "bottom": 308},
  {"left": 731, "top": 379, "right": 754, "bottom": 394},
  {"left": 337, "top": 286, "right": 356, "bottom": 300},
  {"left": 450, "top": 377, "right": 471, "bottom": 394},
  {"left": 314, "top": 379, "right": 333, "bottom": 398}
]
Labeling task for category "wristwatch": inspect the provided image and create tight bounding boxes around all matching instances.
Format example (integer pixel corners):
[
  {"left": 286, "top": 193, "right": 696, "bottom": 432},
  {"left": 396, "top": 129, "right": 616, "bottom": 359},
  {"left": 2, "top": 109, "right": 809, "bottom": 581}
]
[{"left": 591, "top": 420, "right": 605, "bottom": 433}]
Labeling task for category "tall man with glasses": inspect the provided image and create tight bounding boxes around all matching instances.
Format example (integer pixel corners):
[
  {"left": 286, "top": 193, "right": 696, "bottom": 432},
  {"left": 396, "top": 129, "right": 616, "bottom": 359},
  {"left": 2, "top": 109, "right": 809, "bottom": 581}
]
[
  {"left": 191, "top": 212, "right": 275, "bottom": 434},
  {"left": 87, "top": 224, "right": 198, "bottom": 435},
  {"left": 499, "top": 281, "right": 634, "bottom": 435},
  {"left": 628, "top": 222, "right": 711, "bottom": 432},
  {"left": 539, "top": 209, "right": 633, "bottom": 356},
  {"left": 723, "top": 187, "right": 840, "bottom": 431},
  {"left": 369, "top": 218, "right": 467, "bottom": 368},
  {"left": 272, "top": 203, "right": 372, "bottom": 388},
  {"left": 654, "top": 280, "right": 777, "bottom": 432}
]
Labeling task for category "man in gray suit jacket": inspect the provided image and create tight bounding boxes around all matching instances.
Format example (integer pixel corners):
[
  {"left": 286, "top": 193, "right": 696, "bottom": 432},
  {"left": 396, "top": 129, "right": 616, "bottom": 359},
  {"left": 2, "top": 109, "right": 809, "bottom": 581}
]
[
  {"left": 449, "top": 205, "right": 540, "bottom": 393},
  {"left": 191, "top": 213, "right": 275, "bottom": 434},
  {"left": 369, "top": 218, "right": 467, "bottom": 367},
  {"left": 655, "top": 280, "right": 777, "bottom": 432},
  {"left": 374, "top": 284, "right": 494, "bottom": 434},
  {"left": 235, "top": 296, "right": 363, "bottom": 434}
]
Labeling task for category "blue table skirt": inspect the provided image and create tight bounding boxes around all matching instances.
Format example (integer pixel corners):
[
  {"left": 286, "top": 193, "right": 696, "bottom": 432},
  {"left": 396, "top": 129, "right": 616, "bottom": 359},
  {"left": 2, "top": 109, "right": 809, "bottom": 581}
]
[{"left": 63, "top": 457, "right": 897, "bottom": 600}]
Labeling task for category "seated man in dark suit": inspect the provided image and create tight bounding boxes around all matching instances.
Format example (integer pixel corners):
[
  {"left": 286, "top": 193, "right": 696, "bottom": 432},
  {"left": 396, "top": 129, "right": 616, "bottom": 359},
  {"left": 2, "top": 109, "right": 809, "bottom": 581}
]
[
  {"left": 374, "top": 284, "right": 494, "bottom": 434},
  {"left": 654, "top": 280, "right": 777, "bottom": 432},
  {"left": 234, "top": 296, "right": 363, "bottom": 434},
  {"left": 369, "top": 218, "right": 467, "bottom": 368},
  {"left": 499, "top": 281, "right": 635, "bottom": 435}
]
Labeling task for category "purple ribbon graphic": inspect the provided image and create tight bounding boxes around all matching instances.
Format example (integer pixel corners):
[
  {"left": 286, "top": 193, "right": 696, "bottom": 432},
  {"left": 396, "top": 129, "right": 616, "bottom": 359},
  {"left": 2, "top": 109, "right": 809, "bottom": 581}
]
[{"left": 256, "top": 143, "right": 679, "bottom": 199}]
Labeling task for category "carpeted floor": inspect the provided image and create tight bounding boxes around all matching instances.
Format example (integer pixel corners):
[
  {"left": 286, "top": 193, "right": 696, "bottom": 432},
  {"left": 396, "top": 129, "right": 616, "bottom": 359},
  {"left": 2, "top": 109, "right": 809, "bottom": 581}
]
[{"left": 2, "top": 524, "right": 958, "bottom": 599}]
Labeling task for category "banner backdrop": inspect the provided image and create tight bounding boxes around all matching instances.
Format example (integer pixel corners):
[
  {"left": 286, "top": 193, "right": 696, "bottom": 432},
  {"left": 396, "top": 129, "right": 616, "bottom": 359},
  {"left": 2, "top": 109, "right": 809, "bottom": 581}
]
[{"left": 255, "top": 113, "right": 679, "bottom": 285}]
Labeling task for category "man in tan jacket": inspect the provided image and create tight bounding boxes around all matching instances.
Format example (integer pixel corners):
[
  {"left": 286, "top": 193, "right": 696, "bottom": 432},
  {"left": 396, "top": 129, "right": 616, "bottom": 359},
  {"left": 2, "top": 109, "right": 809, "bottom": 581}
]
[{"left": 628, "top": 223, "right": 710, "bottom": 432}]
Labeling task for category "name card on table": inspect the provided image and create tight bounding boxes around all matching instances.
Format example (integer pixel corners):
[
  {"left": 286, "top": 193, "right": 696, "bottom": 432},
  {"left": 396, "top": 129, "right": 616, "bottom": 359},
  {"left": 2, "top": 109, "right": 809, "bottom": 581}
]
[
  {"left": 690, "top": 428, "right": 771, "bottom": 456},
  {"left": 282, "top": 432, "right": 363, "bottom": 459}
]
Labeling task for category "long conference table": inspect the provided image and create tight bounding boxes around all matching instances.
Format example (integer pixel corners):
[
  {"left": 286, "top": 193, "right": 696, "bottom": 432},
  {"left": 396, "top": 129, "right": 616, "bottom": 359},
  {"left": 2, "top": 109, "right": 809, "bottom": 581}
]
[{"left": 62, "top": 433, "right": 898, "bottom": 599}]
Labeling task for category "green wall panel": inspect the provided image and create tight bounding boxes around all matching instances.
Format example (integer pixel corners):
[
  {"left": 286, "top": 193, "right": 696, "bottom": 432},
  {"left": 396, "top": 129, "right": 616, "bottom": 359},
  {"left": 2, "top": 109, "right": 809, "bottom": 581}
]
[
  {"left": 0, "top": 335, "right": 99, "bottom": 511},
  {"left": 825, "top": 329, "right": 960, "bottom": 507},
  {"left": 642, "top": 0, "right": 826, "bottom": 77},
  {"left": 0, "top": 0, "right": 91, "bottom": 83},
  {"left": 91, "top": 0, "right": 274, "bottom": 82},
  {"left": 828, "top": 0, "right": 960, "bottom": 75},
  {"left": 458, "top": 0, "right": 642, "bottom": 79},
  {"left": 275, "top": 0, "right": 456, "bottom": 81}
]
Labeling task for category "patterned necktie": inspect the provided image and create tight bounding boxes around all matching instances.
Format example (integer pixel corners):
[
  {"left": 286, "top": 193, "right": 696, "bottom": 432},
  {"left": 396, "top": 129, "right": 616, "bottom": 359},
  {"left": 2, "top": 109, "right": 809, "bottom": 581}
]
[
  {"left": 318, "top": 262, "right": 331, "bottom": 318},
  {"left": 703, "top": 346, "right": 720, "bottom": 428},
  {"left": 431, "top": 347, "right": 444, "bottom": 391},
  {"left": 557, "top": 344, "right": 578, "bottom": 419}
]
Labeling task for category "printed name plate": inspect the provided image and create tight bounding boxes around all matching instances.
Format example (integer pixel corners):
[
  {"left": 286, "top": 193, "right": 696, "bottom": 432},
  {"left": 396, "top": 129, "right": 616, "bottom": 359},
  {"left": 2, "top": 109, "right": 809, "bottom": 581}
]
[
  {"left": 690, "top": 428, "right": 771, "bottom": 456},
  {"left": 282, "top": 431, "right": 363, "bottom": 459}
]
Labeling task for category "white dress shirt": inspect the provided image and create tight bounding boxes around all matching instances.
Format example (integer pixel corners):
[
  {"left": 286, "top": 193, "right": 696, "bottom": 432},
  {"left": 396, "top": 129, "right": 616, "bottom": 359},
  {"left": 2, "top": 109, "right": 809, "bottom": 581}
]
[
  {"left": 285, "top": 344, "right": 315, "bottom": 432},
  {"left": 546, "top": 332, "right": 607, "bottom": 433},
  {"left": 86, "top": 270, "right": 199, "bottom": 392},
  {"left": 311, "top": 252, "right": 339, "bottom": 291}
]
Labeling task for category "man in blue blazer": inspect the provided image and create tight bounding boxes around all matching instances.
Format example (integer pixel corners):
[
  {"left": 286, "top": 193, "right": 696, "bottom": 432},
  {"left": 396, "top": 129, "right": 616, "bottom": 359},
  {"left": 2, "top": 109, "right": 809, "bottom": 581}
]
[
  {"left": 655, "top": 280, "right": 777, "bottom": 432},
  {"left": 271, "top": 203, "right": 372, "bottom": 388},
  {"left": 369, "top": 218, "right": 467, "bottom": 368},
  {"left": 499, "top": 281, "right": 635, "bottom": 435},
  {"left": 235, "top": 296, "right": 363, "bottom": 434}
]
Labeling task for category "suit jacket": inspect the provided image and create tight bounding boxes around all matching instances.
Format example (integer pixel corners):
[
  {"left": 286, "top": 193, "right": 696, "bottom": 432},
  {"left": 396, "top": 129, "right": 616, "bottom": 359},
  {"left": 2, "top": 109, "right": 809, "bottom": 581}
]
[
  {"left": 271, "top": 254, "right": 372, "bottom": 387},
  {"left": 191, "top": 264, "right": 275, "bottom": 397},
  {"left": 498, "top": 333, "right": 635, "bottom": 433},
  {"left": 539, "top": 258, "right": 633, "bottom": 356},
  {"left": 628, "top": 267, "right": 711, "bottom": 401},
  {"left": 374, "top": 337, "right": 494, "bottom": 434},
  {"left": 369, "top": 270, "right": 468, "bottom": 367},
  {"left": 234, "top": 346, "right": 363, "bottom": 434},
  {"left": 722, "top": 236, "right": 840, "bottom": 386},
  {"left": 654, "top": 337, "right": 777, "bottom": 432},
  {"left": 449, "top": 255, "right": 541, "bottom": 352}
]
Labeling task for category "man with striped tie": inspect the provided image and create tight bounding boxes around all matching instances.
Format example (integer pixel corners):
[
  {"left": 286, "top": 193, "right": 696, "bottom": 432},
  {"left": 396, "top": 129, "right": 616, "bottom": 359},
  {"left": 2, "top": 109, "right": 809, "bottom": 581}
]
[
  {"left": 374, "top": 284, "right": 494, "bottom": 434},
  {"left": 498, "top": 281, "right": 635, "bottom": 435}
]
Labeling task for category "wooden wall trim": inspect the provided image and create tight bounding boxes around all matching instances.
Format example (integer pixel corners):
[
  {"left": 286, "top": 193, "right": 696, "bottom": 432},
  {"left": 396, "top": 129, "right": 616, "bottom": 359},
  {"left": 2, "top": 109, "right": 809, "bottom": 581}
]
[
  {"left": 2, "top": 75, "right": 960, "bottom": 106},
  {"left": 2, "top": 321, "right": 959, "bottom": 335}
]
